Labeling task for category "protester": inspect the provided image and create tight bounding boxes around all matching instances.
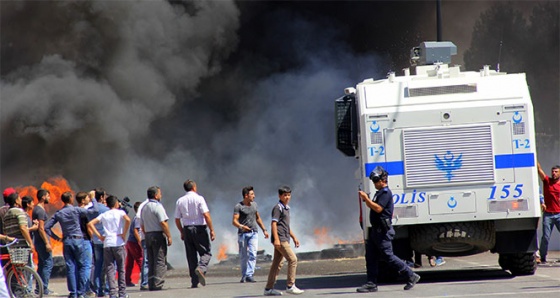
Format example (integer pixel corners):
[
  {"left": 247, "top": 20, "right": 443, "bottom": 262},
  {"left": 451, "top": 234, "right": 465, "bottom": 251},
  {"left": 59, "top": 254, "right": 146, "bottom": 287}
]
[
  {"left": 21, "top": 196, "right": 39, "bottom": 271},
  {"left": 21, "top": 196, "right": 39, "bottom": 235},
  {"left": 33, "top": 188, "right": 56, "bottom": 295},
  {"left": 136, "top": 197, "right": 150, "bottom": 291},
  {"left": 87, "top": 188, "right": 110, "bottom": 297},
  {"left": 264, "top": 186, "right": 304, "bottom": 296},
  {"left": 125, "top": 202, "right": 143, "bottom": 287},
  {"left": 0, "top": 188, "right": 15, "bottom": 239},
  {"left": 3, "top": 192, "right": 35, "bottom": 251},
  {"left": 0, "top": 188, "right": 16, "bottom": 232},
  {"left": 0, "top": 187, "right": 16, "bottom": 268},
  {"left": 45, "top": 191, "right": 98, "bottom": 298},
  {"left": 76, "top": 191, "right": 94, "bottom": 297},
  {"left": 356, "top": 167, "right": 420, "bottom": 293},
  {"left": 232, "top": 186, "right": 269, "bottom": 283},
  {"left": 141, "top": 186, "right": 172, "bottom": 291},
  {"left": 3, "top": 190, "right": 36, "bottom": 296},
  {"left": 88, "top": 195, "right": 131, "bottom": 298},
  {"left": 174, "top": 180, "right": 215, "bottom": 288},
  {"left": 537, "top": 162, "right": 560, "bottom": 264}
]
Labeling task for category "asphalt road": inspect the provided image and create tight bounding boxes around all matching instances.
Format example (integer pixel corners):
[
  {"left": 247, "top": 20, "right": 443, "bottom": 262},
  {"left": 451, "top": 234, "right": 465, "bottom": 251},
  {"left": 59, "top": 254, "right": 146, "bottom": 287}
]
[{"left": 47, "top": 251, "right": 560, "bottom": 298}]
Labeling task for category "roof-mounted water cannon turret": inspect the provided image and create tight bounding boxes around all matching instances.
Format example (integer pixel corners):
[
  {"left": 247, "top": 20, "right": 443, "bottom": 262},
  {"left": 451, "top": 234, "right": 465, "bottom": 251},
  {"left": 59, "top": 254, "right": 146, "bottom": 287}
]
[{"left": 410, "top": 41, "right": 457, "bottom": 66}]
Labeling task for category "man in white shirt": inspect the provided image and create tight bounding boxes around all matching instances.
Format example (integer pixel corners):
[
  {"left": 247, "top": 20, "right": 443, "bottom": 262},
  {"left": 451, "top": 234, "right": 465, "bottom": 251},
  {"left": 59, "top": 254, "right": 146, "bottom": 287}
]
[
  {"left": 88, "top": 196, "right": 131, "bottom": 298},
  {"left": 174, "top": 179, "right": 215, "bottom": 288}
]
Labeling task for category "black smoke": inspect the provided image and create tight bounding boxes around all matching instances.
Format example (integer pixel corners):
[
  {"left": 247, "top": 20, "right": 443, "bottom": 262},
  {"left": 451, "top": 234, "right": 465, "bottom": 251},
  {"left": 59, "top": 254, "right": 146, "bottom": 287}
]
[{"left": 1, "top": 1, "right": 558, "bottom": 263}]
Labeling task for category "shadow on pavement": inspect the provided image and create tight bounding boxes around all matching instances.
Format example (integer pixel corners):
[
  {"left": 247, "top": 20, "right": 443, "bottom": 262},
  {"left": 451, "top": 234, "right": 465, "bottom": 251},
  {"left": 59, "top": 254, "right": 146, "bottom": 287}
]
[{"left": 277, "top": 268, "right": 514, "bottom": 290}]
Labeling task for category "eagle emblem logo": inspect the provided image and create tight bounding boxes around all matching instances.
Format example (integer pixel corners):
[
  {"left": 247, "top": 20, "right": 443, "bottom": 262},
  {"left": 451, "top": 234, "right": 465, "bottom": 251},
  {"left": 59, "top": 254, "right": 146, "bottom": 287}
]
[{"left": 435, "top": 151, "right": 463, "bottom": 181}]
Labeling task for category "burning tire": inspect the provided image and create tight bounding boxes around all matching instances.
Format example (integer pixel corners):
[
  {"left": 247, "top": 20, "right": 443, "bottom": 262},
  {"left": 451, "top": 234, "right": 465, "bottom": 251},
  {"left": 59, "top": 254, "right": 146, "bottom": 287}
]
[
  {"left": 498, "top": 253, "right": 536, "bottom": 276},
  {"left": 410, "top": 221, "right": 495, "bottom": 256}
]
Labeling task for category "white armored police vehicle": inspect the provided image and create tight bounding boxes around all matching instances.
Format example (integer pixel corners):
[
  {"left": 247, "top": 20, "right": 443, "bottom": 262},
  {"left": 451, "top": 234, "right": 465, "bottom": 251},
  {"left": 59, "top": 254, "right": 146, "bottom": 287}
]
[{"left": 335, "top": 41, "right": 539, "bottom": 275}]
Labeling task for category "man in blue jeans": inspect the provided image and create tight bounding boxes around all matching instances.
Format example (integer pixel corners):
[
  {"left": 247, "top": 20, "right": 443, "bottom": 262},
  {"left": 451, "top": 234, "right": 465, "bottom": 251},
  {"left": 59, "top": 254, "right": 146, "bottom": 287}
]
[
  {"left": 232, "top": 186, "right": 269, "bottom": 283},
  {"left": 88, "top": 188, "right": 110, "bottom": 296},
  {"left": 76, "top": 192, "right": 94, "bottom": 296},
  {"left": 46, "top": 191, "right": 98, "bottom": 298},
  {"left": 33, "top": 188, "right": 56, "bottom": 295},
  {"left": 537, "top": 162, "right": 560, "bottom": 264}
]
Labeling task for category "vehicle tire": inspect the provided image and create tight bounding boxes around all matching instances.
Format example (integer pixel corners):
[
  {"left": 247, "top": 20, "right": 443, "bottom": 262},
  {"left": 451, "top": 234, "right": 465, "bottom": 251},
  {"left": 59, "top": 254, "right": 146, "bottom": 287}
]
[
  {"left": 410, "top": 221, "right": 495, "bottom": 256},
  {"left": 498, "top": 253, "right": 511, "bottom": 270},
  {"left": 498, "top": 253, "right": 536, "bottom": 276},
  {"left": 7, "top": 265, "right": 44, "bottom": 298}
]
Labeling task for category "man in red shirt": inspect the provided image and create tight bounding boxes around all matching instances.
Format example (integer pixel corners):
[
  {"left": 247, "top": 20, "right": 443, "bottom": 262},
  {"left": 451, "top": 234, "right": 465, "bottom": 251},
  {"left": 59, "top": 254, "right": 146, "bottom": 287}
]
[{"left": 537, "top": 162, "right": 560, "bottom": 264}]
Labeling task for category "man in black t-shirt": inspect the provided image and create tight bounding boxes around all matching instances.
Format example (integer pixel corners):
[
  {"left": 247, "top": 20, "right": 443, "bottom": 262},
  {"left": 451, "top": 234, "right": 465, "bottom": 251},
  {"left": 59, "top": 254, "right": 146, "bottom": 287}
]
[
  {"left": 356, "top": 166, "right": 420, "bottom": 293},
  {"left": 33, "top": 188, "right": 55, "bottom": 295}
]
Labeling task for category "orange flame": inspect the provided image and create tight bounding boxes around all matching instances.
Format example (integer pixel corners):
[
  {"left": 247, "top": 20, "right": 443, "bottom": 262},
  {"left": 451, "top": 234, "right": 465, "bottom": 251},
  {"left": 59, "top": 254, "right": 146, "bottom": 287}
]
[
  {"left": 217, "top": 243, "right": 228, "bottom": 261},
  {"left": 313, "top": 227, "right": 336, "bottom": 247},
  {"left": 17, "top": 185, "right": 38, "bottom": 200},
  {"left": 314, "top": 226, "right": 362, "bottom": 247},
  {"left": 15, "top": 176, "right": 74, "bottom": 259},
  {"left": 40, "top": 176, "right": 72, "bottom": 213}
]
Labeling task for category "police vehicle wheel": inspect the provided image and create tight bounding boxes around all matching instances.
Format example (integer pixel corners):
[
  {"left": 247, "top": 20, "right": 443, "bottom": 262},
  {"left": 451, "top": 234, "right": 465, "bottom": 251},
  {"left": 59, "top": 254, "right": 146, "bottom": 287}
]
[
  {"left": 498, "top": 253, "right": 511, "bottom": 270},
  {"left": 410, "top": 221, "right": 495, "bottom": 256},
  {"left": 499, "top": 253, "right": 536, "bottom": 276}
]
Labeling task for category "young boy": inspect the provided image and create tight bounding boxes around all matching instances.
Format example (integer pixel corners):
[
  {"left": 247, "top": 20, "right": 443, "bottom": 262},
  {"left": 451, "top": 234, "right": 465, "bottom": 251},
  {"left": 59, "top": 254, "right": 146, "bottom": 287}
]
[
  {"left": 264, "top": 186, "right": 304, "bottom": 296},
  {"left": 88, "top": 196, "right": 131, "bottom": 298}
]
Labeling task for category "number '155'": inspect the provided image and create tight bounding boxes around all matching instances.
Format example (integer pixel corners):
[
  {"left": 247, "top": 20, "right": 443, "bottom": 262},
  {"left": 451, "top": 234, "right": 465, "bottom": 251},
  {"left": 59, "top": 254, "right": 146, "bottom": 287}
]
[{"left": 488, "top": 184, "right": 523, "bottom": 200}]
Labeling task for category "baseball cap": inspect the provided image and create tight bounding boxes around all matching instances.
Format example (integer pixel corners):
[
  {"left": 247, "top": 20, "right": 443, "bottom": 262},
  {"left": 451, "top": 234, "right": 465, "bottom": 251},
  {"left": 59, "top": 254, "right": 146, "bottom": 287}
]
[{"left": 3, "top": 187, "right": 16, "bottom": 198}]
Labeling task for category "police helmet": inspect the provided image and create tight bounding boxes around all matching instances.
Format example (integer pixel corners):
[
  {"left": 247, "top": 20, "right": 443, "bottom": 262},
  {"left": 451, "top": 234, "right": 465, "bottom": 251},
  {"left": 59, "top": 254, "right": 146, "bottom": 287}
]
[{"left": 369, "top": 166, "right": 388, "bottom": 183}]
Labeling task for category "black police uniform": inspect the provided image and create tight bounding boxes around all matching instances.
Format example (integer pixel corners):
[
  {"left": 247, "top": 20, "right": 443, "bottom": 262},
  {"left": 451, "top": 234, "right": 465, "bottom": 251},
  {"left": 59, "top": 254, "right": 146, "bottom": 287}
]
[{"left": 364, "top": 186, "right": 415, "bottom": 284}]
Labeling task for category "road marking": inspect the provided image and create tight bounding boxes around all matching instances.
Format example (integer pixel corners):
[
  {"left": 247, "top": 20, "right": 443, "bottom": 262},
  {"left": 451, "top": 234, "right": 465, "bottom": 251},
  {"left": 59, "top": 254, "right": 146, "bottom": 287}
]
[
  {"left": 536, "top": 273, "right": 560, "bottom": 281},
  {"left": 453, "top": 258, "right": 495, "bottom": 267}
]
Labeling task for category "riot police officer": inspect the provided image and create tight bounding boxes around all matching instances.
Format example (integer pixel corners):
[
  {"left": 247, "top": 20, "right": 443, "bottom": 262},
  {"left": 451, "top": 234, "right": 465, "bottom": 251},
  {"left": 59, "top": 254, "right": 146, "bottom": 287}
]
[{"left": 356, "top": 166, "right": 420, "bottom": 293}]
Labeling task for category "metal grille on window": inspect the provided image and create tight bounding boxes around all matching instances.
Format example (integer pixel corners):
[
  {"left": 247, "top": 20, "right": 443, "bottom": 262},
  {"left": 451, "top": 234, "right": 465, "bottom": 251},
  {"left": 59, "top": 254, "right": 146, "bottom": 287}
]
[
  {"left": 403, "top": 124, "right": 495, "bottom": 187},
  {"left": 513, "top": 122, "right": 525, "bottom": 135},
  {"left": 370, "top": 132, "right": 383, "bottom": 144},
  {"left": 408, "top": 84, "right": 477, "bottom": 97}
]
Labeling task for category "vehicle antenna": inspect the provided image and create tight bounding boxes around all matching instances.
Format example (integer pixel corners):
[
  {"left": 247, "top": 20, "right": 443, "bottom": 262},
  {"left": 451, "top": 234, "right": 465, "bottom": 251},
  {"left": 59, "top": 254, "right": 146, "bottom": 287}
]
[
  {"left": 496, "top": 40, "right": 503, "bottom": 73},
  {"left": 437, "top": 0, "right": 442, "bottom": 41}
]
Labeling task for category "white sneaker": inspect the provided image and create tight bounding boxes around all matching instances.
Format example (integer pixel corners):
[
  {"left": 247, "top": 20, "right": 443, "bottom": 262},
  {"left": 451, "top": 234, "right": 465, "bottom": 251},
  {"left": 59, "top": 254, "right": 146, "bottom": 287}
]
[
  {"left": 286, "top": 285, "right": 304, "bottom": 295},
  {"left": 264, "top": 288, "right": 283, "bottom": 296}
]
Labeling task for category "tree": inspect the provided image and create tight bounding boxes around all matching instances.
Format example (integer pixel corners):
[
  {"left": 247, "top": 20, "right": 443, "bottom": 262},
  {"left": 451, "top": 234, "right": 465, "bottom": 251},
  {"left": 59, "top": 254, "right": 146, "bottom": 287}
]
[
  {"left": 465, "top": 1, "right": 559, "bottom": 161},
  {"left": 525, "top": 2, "right": 560, "bottom": 154},
  {"left": 464, "top": 2, "right": 528, "bottom": 73}
]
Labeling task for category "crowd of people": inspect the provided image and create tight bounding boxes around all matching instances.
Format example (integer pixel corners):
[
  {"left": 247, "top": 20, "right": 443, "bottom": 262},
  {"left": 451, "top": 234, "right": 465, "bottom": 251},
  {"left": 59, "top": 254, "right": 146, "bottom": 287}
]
[
  {"left": 0, "top": 161, "right": 557, "bottom": 297},
  {"left": 0, "top": 178, "right": 307, "bottom": 297},
  {"left": 0, "top": 185, "right": 171, "bottom": 298}
]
